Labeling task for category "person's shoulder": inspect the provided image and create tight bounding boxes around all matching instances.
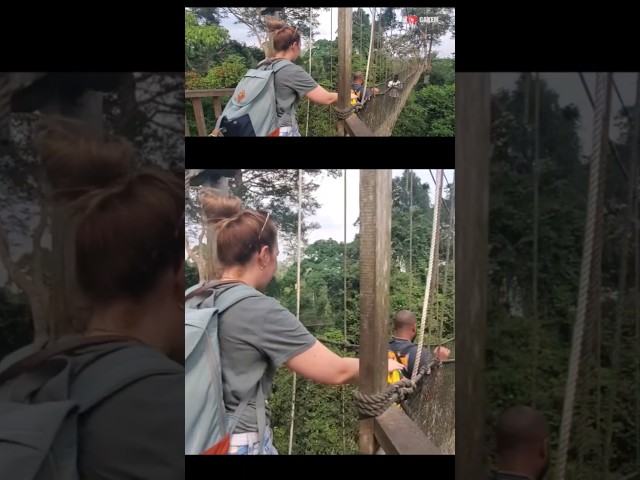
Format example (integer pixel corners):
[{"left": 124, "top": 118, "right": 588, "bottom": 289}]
[
  {"left": 82, "top": 345, "right": 184, "bottom": 404},
  {"left": 277, "top": 60, "right": 304, "bottom": 73}
]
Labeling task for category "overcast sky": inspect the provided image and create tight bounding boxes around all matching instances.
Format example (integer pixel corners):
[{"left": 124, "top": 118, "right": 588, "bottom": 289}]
[
  {"left": 279, "top": 168, "right": 455, "bottom": 262},
  {"left": 491, "top": 73, "right": 639, "bottom": 158},
  {"left": 220, "top": 7, "right": 455, "bottom": 59}
]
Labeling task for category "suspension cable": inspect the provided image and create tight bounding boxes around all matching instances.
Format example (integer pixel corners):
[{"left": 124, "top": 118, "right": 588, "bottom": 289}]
[
  {"left": 342, "top": 168, "right": 348, "bottom": 451},
  {"left": 305, "top": 7, "right": 312, "bottom": 137},
  {"left": 287, "top": 169, "right": 303, "bottom": 455}
]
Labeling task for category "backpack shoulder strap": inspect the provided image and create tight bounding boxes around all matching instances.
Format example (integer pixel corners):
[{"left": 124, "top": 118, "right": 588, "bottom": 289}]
[
  {"left": 0, "top": 335, "right": 141, "bottom": 387},
  {"left": 214, "top": 284, "right": 263, "bottom": 315},
  {"left": 71, "top": 343, "right": 182, "bottom": 413},
  {"left": 271, "top": 59, "right": 293, "bottom": 73}
]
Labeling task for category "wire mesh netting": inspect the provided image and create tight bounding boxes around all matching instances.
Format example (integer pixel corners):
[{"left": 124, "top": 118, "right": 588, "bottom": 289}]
[{"left": 403, "top": 361, "right": 455, "bottom": 454}]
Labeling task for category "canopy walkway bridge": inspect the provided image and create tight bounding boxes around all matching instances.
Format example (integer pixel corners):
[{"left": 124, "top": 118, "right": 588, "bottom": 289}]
[
  {"left": 185, "top": 8, "right": 430, "bottom": 137},
  {"left": 187, "top": 168, "right": 455, "bottom": 455}
]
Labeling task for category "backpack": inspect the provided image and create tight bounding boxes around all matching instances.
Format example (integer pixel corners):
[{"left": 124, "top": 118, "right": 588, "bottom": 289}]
[
  {"left": 0, "top": 334, "right": 178, "bottom": 480},
  {"left": 184, "top": 281, "right": 268, "bottom": 455},
  {"left": 387, "top": 343, "right": 414, "bottom": 384},
  {"left": 209, "top": 59, "right": 293, "bottom": 137}
]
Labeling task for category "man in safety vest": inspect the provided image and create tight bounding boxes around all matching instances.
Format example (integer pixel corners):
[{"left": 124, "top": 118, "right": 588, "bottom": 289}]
[
  {"left": 350, "top": 71, "right": 380, "bottom": 105},
  {"left": 387, "top": 309, "right": 450, "bottom": 383}
]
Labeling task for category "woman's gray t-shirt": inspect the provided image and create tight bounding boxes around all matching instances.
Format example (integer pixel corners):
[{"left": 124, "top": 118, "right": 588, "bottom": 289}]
[
  {"left": 271, "top": 59, "right": 319, "bottom": 128},
  {"left": 217, "top": 282, "right": 317, "bottom": 433}
]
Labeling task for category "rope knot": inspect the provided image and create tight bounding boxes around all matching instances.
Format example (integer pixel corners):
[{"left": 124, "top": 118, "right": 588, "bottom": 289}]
[{"left": 351, "top": 361, "right": 440, "bottom": 419}]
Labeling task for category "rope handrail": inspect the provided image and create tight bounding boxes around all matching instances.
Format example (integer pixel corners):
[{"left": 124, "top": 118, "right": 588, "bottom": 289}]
[
  {"left": 353, "top": 360, "right": 442, "bottom": 419},
  {"left": 316, "top": 336, "right": 456, "bottom": 351},
  {"left": 412, "top": 170, "right": 443, "bottom": 382},
  {"left": 555, "top": 72, "right": 610, "bottom": 480}
]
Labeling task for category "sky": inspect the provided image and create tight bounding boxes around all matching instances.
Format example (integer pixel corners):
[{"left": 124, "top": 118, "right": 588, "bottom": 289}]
[
  {"left": 219, "top": 7, "right": 455, "bottom": 59},
  {"left": 279, "top": 168, "right": 455, "bottom": 262},
  {"left": 491, "top": 73, "right": 639, "bottom": 158}
]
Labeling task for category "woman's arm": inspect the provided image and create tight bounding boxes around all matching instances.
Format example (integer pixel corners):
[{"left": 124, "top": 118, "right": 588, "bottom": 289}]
[
  {"left": 305, "top": 86, "right": 339, "bottom": 105},
  {"left": 285, "top": 340, "right": 405, "bottom": 385},
  {"left": 285, "top": 341, "right": 358, "bottom": 384}
]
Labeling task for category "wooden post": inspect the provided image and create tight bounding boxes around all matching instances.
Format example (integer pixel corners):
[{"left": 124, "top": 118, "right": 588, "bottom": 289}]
[
  {"left": 456, "top": 73, "right": 490, "bottom": 479},
  {"left": 192, "top": 98, "right": 207, "bottom": 136},
  {"left": 358, "top": 169, "right": 392, "bottom": 454},
  {"left": 337, "top": 8, "right": 352, "bottom": 136}
]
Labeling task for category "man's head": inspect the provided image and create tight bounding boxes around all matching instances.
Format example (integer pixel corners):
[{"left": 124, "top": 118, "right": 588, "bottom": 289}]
[
  {"left": 495, "top": 406, "right": 550, "bottom": 480},
  {"left": 393, "top": 310, "right": 417, "bottom": 341},
  {"left": 352, "top": 71, "right": 364, "bottom": 85}
]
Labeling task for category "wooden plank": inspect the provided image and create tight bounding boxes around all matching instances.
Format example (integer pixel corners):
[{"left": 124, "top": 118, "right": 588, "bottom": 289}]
[
  {"left": 192, "top": 98, "right": 207, "bottom": 136},
  {"left": 358, "top": 170, "right": 392, "bottom": 454},
  {"left": 337, "top": 8, "right": 352, "bottom": 136},
  {"left": 456, "top": 73, "right": 490, "bottom": 479},
  {"left": 185, "top": 113, "right": 190, "bottom": 136},
  {"left": 345, "top": 115, "right": 376, "bottom": 137},
  {"left": 374, "top": 408, "right": 442, "bottom": 455},
  {"left": 185, "top": 88, "right": 236, "bottom": 99},
  {"left": 213, "top": 97, "right": 222, "bottom": 120}
]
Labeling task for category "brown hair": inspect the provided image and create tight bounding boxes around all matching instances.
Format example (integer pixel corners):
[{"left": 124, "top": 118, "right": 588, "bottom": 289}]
[
  {"left": 266, "top": 17, "right": 301, "bottom": 53},
  {"left": 200, "top": 189, "right": 277, "bottom": 273},
  {"left": 34, "top": 117, "right": 184, "bottom": 307}
]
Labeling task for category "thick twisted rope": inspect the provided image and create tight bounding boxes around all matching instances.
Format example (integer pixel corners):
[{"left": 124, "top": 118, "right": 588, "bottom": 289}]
[
  {"left": 361, "top": 8, "right": 376, "bottom": 107},
  {"left": 335, "top": 103, "right": 363, "bottom": 120},
  {"left": 555, "top": 72, "right": 610, "bottom": 480},
  {"left": 412, "top": 169, "right": 443, "bottom": 382},
  {"left": 287, "top": 169, "right": 303, "bottom": 455},
  {"left": 353, "top": 361, "right": 439, "bottom": 418}
]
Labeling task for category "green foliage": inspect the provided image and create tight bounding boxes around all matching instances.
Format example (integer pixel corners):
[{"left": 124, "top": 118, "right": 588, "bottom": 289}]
[
  {"left": 269, "top": 343, "right": 360, "bottom": 454},
  {"left": 205, "top": 55, "right": 248, "bottom": 88},
  {"left": 185, "top": 10, "right": 228, "bottom": 74},
  {"left": 485, "top": 74, "right": 640, "bottom": 478},
  {"left": 392, "top": 83, "right": 455, "bottom": 137},
  {"left": 428, "top": 58, "right": 455, "bottom": 86}
]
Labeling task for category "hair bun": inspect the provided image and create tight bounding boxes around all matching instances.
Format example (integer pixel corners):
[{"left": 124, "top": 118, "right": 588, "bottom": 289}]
[
  {"left": 265, "top": 17, "right": 286, "bottom": 33},
  {"left": 33, "top": 116, "right": 135, "bottom": 201},
  {"left": 200, "top": 188, "right": 244, "bottom": 226}
]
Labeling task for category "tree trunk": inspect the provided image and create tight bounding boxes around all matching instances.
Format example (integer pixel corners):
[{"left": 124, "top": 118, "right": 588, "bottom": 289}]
[{"left": 44, "top": 89, "right": 105, "bottom": 338}]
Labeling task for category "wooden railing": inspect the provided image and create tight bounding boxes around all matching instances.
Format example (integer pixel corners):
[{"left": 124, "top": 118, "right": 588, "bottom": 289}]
[
  {"left": 185, "top": 88, "right": 234, "bottom": 136},
  {"left": 185, "top": 61, "right": 425, "bottom": 137},
  {"left": 375, "top": 408, "right": 442, "bottom": 455}
]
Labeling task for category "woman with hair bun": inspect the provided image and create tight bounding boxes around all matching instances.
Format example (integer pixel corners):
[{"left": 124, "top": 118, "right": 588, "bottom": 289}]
[
  {"left": 196, "top": 190, "right": 404, "bottom": 455},
  {"left": 0, "top": 117, "right": 185, "bottom": 478},
  {"left": 262, "top": 18, "right": 340, "bottom": 136}
]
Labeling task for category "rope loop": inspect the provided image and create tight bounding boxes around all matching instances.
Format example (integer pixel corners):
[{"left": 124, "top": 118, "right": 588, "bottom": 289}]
[
  {"left": 352, "top": 361, "right": 439, "bottom": 419},
  {"left": 335, "top": 103, "right": 363, "bottom": 120}
]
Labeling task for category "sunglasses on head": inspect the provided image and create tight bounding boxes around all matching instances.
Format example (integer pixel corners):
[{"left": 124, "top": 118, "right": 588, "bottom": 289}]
[{"left": 258, "top": 211, "right": 270, "bottom": 242}]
